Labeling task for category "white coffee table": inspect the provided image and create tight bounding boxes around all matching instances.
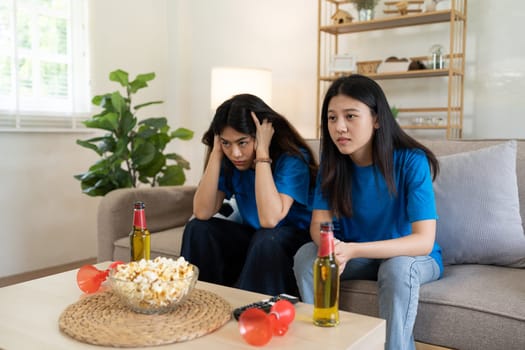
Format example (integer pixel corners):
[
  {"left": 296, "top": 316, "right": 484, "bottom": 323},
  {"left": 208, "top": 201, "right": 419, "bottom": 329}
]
[{"left": 0, "top": 262, "right": 385, "bottom": 349}]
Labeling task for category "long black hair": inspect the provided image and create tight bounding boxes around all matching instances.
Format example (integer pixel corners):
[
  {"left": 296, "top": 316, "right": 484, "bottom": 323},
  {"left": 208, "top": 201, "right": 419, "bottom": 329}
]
[
  {"left": 203, "top": 93, "right": 318, "bottom": 188},
  {"left": 319, "top": 75, "right": 439, "bottom": 218}
]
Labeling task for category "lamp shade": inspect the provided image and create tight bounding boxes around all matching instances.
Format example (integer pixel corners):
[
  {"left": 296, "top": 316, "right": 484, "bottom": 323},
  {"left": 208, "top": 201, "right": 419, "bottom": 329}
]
[{"left": 210, "top": 67, "right": 272, "bottom": 111}]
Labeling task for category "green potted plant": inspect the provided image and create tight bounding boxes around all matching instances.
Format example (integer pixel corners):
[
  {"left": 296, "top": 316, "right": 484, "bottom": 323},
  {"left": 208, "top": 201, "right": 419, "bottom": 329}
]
[{"left": 75, "top": 69, "right": 194, "bottom": 197}]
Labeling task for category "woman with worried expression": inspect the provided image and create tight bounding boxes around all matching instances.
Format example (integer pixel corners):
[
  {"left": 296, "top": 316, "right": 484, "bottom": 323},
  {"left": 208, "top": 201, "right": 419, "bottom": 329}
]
[{"left": 181, "top": 94, "right": 318, "bottom": 296}]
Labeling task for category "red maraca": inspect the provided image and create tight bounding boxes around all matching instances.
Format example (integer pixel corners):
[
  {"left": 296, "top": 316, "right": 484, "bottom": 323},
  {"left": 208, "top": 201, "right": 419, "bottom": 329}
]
[
  {"left": 238, "top": 299, "right": 296, "bottom": 346},
  {"left": 76, "top": 261, "right": 123, "bottom": 294},
  {"left": 239, "top": 308, "right": 273, "bottom": 346},
  {"left": 269, "top": 300, "right": 296, "bottom": 336}
]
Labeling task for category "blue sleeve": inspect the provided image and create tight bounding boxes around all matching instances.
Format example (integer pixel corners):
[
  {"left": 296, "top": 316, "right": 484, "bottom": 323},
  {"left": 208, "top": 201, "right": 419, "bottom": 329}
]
[
  {"left": 273, "top": 152, "right": 311, "bottom": 206},
  {"left": 404, "top": 150, "right": 438, "bottom": 222}
]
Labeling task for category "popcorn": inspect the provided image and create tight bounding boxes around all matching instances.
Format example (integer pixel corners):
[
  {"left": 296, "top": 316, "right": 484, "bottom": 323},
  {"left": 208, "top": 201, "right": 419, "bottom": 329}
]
[{"left": 110, "top": 256, "right": 196, "bottom": 310}]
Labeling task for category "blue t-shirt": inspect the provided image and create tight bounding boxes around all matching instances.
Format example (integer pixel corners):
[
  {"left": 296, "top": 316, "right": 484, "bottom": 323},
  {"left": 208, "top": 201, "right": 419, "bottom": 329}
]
[
  {"left": 313, "top": 148, "right": 443, "bottom": 275},
  {"left": 219, "top": 151, "right": 313, "bottom": 231}
]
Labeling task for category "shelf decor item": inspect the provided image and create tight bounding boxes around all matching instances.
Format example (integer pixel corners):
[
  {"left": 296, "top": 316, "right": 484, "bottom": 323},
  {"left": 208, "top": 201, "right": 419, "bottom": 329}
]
[
  {"left": 351, "top": 0, "right": 380, "bottom": 21},
  {"left": 377, "top": 56, "right": 410, "bottom": 73},
  {"left": 424, "top": 0, "right": 437, "bottom": 12},
  {"left": 408, "top": 59, "right": 427, "bottom": 70},
  {"left": 430, "top": 44, "right": 445, "bottom": 69},
  {"left": 330, "top": 54, "right": 356, "bottom": 75},
  {"left": 356, "top": 60, "right": 382, "bottom": 74},
  {"left": 383, "top": 1, "right": 424, "bottom": 16},
  {"left": 331, "top": 9, "right": 354, "bottom": 24}
]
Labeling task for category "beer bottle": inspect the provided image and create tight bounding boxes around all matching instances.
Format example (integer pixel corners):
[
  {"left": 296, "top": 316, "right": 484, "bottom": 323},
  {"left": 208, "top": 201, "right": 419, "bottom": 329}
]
[
  {"left": 313, "top": 222, "right": 339, "bottom": 327},
  {"left": 129, "top": 201, "right": 151, "bottom": 261}
]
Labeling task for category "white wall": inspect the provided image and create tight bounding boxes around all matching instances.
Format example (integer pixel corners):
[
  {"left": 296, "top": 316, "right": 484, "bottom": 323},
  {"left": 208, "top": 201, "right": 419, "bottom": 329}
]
[
  {"left": 0, "top": 133, "right": 100, "bottom": 277},
  {"left": 467, "top": 1, "right": 525, "bottom": 138},
  {"left": 1, "top": 0, "right": 524, "bottom": 278},
  {"left": 90, "top": 0, "right": 170, "bottom": 119}
]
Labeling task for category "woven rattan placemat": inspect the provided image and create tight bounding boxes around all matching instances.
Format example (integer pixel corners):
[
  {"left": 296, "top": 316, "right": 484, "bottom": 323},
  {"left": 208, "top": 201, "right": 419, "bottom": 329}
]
[{"left": 59, "top": 288, "right": 232, "bottom": 347}]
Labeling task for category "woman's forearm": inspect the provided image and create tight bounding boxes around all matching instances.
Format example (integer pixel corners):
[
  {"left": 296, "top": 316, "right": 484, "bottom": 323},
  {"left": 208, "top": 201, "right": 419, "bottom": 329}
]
[
  {"left": 193, "top": 151, "right": 225, "bottom": 219},
  {"left": 254, "top": 161, "right": 289, "bottom": 227},
  {"left": 336, "top": 220, "right": 436, "bottom": 260}
]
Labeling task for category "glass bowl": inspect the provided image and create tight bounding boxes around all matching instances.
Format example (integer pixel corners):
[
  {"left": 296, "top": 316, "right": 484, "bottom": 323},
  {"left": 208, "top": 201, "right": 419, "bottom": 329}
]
[{"left": 108, "top": 259, "right": 199, "bottom": 314}]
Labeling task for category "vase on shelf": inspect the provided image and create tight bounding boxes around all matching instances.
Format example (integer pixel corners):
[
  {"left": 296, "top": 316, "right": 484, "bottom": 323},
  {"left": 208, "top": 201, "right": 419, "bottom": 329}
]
[
  {"left": 352, "top": 0, "right": 379, "bottom": 21},
  {"left": 358, "top": 8, "right": 374, "bottom": 21},
  {"left": 430, "top": 44, "right": 445, "bottom": 69}
]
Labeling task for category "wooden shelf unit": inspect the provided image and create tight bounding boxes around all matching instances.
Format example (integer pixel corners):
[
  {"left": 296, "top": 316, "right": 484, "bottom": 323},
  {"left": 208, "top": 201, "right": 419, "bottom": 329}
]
[{"left": 316, "top": 0, "right": 468, "bottom": 139}]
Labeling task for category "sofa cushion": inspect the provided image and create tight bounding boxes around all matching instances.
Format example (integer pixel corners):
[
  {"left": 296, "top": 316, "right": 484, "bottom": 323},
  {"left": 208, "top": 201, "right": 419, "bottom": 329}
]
[
  {"left": 339, "top": 265, "right": 525, "bottom": 350},
  {"left": 113, "top": 226, "right": 185, "bottom": 262},
  {"left": 433, "top": 140, "right": 525, "bottom": 267},
  {"left": 414, "top": 265, "right": 525, "bottom": 350}
]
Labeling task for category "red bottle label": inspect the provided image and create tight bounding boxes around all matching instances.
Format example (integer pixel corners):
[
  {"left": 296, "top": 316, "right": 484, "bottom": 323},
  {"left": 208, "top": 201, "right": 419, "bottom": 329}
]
[
  {"left": 133, "top": 209, "right": 147, "bottom": 229},
  {"left": 318, "top": 230, "right": 335, "bottom": 257}
]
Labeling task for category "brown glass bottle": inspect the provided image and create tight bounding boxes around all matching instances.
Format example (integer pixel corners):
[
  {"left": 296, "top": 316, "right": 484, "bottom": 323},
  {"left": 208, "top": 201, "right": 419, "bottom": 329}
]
[
  {"left": 129, "top": 201, "right": 151, "bottom": 261},
  {"left": 313, "top": 222, "right": 339, "bottom": 327}
]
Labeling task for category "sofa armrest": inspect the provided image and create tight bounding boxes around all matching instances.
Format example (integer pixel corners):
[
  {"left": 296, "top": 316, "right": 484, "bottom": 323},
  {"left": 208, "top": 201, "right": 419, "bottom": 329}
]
[{"left": 97, "top": 185, "right": 197, "bottom": 262}]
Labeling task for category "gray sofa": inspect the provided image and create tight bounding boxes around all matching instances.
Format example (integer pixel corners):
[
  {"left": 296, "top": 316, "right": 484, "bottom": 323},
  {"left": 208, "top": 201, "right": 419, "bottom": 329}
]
[{"left": 97, "top": 139, "right": 525, "bottom": 350}]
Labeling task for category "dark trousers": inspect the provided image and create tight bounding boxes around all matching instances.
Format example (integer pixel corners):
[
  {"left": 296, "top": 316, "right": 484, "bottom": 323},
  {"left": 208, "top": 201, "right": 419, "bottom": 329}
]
[{"left": 181, "top": 217, "right": 311, "bottom": 296}]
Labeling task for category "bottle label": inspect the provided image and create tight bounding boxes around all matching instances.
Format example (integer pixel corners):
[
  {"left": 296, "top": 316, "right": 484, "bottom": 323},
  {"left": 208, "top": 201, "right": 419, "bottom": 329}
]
[
  {"left": 133, "top": 210, "right": 147, "bottom": 229},
  {"left": 318, "top": 231, "right": 334, "bottom": 257}
]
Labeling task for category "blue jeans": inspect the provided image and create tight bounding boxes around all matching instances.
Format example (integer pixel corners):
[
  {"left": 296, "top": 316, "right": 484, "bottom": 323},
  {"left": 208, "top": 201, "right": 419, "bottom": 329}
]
[{"left": 293, "top": 242, "right": 440, "bottom": 350}]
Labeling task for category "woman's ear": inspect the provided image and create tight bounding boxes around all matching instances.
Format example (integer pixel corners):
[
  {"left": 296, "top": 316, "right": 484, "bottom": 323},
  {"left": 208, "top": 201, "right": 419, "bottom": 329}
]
[{"left": 373, "top": 116, "right": 380, "bottom": 129}]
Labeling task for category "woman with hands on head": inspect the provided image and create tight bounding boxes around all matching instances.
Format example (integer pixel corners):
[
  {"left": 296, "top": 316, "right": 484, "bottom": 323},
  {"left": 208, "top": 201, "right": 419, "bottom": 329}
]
[
  {"left": 293, "top": 75, "right": 441, "bottom": 350},
  {"left": 181, "top": 93, "right": 318, "bottom": 296}
]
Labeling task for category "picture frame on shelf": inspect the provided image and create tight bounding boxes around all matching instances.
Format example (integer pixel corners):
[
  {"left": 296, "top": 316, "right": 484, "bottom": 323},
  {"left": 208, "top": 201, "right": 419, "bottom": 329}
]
[{"left": 329, "top": 54, "right": 356, "bottom": 74}]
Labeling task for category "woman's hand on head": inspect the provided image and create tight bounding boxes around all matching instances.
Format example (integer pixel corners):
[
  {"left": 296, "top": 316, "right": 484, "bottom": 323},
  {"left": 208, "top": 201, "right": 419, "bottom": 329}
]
[
  {"left": 211, "top": 134, "right": 224, "bottom": 159},
  {"left": 251, "top": 112, "right": 274, "bottom": 157}
]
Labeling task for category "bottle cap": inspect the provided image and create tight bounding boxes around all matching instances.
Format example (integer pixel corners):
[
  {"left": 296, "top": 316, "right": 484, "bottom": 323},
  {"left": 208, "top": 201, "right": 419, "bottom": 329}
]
[{"left": 320, "top": 222, "right": 333, "bottom": 232}]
